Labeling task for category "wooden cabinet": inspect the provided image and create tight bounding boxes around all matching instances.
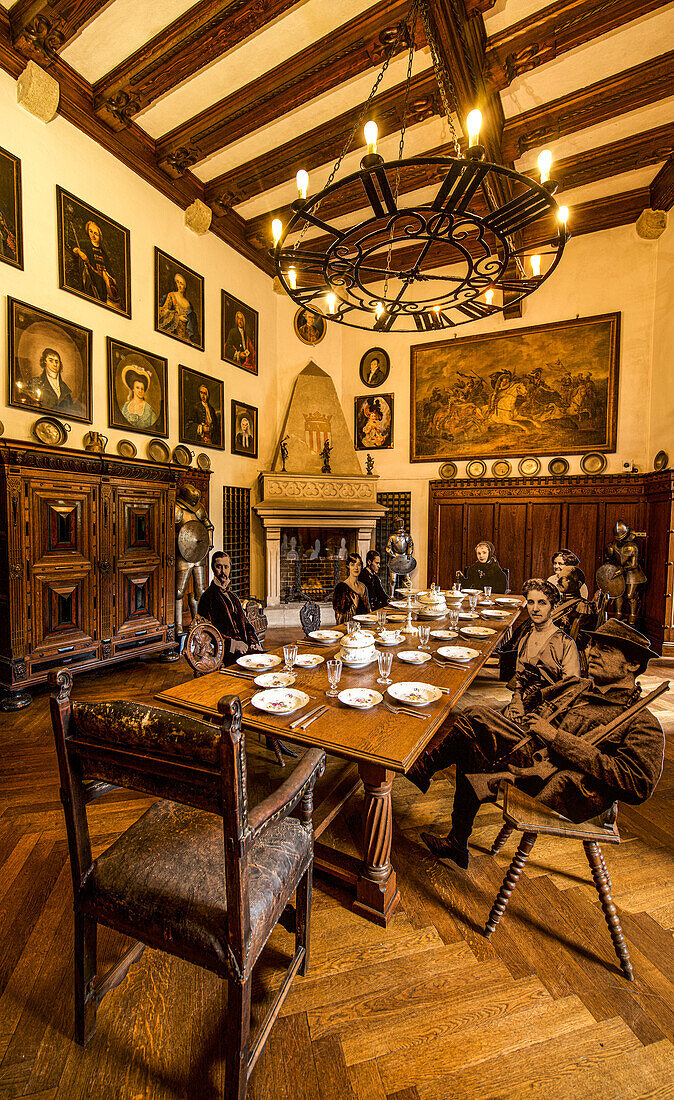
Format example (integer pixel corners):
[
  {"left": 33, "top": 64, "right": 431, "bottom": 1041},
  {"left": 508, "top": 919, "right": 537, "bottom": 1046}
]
[
  {"left": 428, "top": 471, "right": 674, "bottom": 655},
  {"left": 0, "top": 440, "right": 209, "bottom": 708}
]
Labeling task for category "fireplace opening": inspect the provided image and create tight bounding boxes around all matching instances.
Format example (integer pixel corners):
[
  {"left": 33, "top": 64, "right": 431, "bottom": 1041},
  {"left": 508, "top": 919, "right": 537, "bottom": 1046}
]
[{"left": 280, "top": 527, "right": 356, "bottom": 604}]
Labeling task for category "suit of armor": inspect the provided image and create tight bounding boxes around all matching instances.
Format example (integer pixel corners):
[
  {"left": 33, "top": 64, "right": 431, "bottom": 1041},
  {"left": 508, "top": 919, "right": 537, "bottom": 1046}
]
[
  {"left": 175, "top": 485, "right": 213, "bottom": 634},
  {"left": 605, "top": 521, "right": 647, "bottom": 624}
]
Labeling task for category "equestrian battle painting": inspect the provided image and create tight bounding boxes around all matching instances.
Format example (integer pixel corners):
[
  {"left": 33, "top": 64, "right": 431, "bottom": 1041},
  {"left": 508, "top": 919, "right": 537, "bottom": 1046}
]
[{"left": 410, "top": 313, "right": 620, "bottom": 462}]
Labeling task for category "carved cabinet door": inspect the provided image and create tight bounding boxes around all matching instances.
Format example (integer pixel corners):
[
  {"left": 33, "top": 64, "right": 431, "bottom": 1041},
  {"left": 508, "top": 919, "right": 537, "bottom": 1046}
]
[{"left": 113, "top": 487, "right": 164, "bottom": 639}]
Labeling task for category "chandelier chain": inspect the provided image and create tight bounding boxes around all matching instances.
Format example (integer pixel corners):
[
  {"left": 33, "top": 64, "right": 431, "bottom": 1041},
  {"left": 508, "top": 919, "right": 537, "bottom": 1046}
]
[
  {"left": 418, "top": 0, "right": 461, "bottom": 157},
  {"left": 384, "top": 2, "right": 419, "bottom": 298}
]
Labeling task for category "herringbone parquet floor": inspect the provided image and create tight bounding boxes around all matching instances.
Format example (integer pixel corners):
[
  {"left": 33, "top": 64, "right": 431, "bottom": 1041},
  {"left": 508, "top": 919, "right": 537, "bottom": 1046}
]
[{"left": 0, "top": 636, "right": 672, "bottom": 1099}]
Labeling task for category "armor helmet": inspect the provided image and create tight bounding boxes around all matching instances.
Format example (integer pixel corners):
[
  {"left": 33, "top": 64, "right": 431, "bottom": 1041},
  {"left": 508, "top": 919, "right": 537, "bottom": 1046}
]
[
  {"left": 613, "top": 520, "right": 630, "bottom": 541},
  {"left": 178, "top": 483, "right": 201, "bottom": 508}
]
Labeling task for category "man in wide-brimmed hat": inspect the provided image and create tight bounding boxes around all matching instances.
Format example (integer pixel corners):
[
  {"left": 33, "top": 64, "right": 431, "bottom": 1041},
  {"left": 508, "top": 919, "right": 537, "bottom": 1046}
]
[{"left": 409, "top": 620, "right": 665, "bottom": 870}]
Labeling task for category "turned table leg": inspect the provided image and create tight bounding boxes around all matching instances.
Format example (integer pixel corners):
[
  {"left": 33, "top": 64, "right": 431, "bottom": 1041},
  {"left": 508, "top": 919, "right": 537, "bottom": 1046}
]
[
  {"left": 353, "top": 763, "right": 401, "bottom": 927},
  {"left": 485, "top": 831, "right": 537, "bottom": 938}
]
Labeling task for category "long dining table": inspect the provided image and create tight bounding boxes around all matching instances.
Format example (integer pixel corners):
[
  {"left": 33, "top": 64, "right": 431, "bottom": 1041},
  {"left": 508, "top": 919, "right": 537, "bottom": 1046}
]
[{"left": 155, "top": 601, "right": 522, "bottom": 926}]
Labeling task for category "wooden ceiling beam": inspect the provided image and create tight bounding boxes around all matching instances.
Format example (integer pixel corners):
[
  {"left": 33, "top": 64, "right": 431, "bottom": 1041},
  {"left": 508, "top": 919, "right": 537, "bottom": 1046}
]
[
  {"left": 553, "top": 123, "right": 674, "bottom": 193},
  {"left": 155, "top": 0, "right": 420, "bottom": 179},
  {"left": 93, "top": 0, "right": 302, "bottom": 132},
  {"left": 10, "top": 0, "right": 109, "bottom": 63},
  {"left": 205, "top": 69, "right": 441, "bottom": 212},
  {"left": 485, "top": 0, "right": 671, "bottom": 92},
  {"left": 501, "top": 49, "right": 674, "bottom": 162},
  {"left": 650, "top": 154, "right": 674, "bottom": 210}
]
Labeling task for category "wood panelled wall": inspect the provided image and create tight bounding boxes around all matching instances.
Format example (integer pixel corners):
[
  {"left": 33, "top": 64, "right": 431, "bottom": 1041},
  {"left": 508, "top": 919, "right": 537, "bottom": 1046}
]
[{"left": 428, "top": 471, "right": 674, "bottom": 654}]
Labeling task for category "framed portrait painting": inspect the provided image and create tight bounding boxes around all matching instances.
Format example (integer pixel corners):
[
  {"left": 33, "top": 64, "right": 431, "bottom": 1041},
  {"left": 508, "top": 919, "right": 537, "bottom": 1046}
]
[
  {"left": 354, "top": 393, "right": 394, "bottom": 451},
  {"left": 7, "top": 297, "right": 92, "bottom": 423},
  {"left": 294, "top": 307, "right": 326, "bottom": 346},
  {"left": 107, "top": 337, "right": 168, "bottom": 437},
  {"left": 179, "top": 365, "right": 224, "bottom": 450},
  {"left": 359, "top": 347, "right": 390, "bottom": 388},
  {"left": 231, "top": 400, "right": 258, "bottom": 459},
  {"left": 0, "top": 147, "right": 23, "bottom": 270},
  {"left": 56, "top": 186, "right": 131, "bottom": 317},
  {"left": 221, "top": 291, "right": 258, "bottom": 374},
  {"left": 155, "top": 247, "right": 204, "bottom": 351},
  {"left": 410, "top": 313, "right": 621, "bottom": 462}
]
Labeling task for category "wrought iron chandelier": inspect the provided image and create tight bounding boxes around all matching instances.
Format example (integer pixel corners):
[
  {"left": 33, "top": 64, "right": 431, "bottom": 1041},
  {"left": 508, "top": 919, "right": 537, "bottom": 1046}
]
[{"left": 270, "top": 0, "right": 569, "bottom": 332}]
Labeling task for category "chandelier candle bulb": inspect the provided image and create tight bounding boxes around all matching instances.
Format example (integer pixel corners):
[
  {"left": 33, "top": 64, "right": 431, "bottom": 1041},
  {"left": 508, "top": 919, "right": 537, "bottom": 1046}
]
[
  {"left": 538, "top": 149, "right": 553, "bottom": 184},
  {"left": 531, "top": 254, "right": 541, "bottom": 277},
  {"left": 558, "top": 205, "right": 569, "bottom": 225},
  {"left": 271, "top": 218, "right": 283, "bottom": 245},
  {"left": 288, "top": 267, "right": 297, "bottom": 289},
  {"left": 364, "top": 120, "right": 378, "bottom": 154},
  {"left": 466, "top": 109, "right": 482, "bottom": 147},
  {"left": 375, "top": 302, "right": 384, "bottom": 319},
  {"left": 485, "top": 288, "right": 494, "bottom": 305},
  {"left": 326, "top": 292, "right": 336, "bottom": 314},
  {"left": 296, "top": 169, "right": 309, "bottom": 200}
]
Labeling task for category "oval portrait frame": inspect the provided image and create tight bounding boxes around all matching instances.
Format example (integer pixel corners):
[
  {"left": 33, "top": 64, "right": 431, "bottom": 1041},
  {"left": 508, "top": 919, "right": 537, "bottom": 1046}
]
[
  {"left": 359, "top": 347, "right": 391, "bottom": 388},
  {"left": 294, "top": 307, "right": 326, "bottom": 346}
]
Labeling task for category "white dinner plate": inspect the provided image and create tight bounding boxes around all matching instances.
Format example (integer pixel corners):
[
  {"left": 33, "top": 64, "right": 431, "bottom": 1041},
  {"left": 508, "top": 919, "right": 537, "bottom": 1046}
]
[
  {"left": 294, "top": 653, "right": 324, "bottom": 668},
  {"left": 389, "top": 599, "right": 420, "bottom": 609},
  {"left": 417, "top": 609, "right": 447, "bottom": 619},
  {"left": 460, "top": 625, "right": 497, "bottom": 638},
  {"left": 236, "top": 653, "right": 282, "bottom": 670},
  {"left": 397, "top": 650, "right": 432, "bottom": 664},
  {"left": 355, "top": 612, "right": 378, "bottom": 623},
  {"left": 461, "top": 588, "right": 481, "bottom": 595},
  {"left": 480, "top": 609, "right": 511, "bottom": 620},
  {"left": 387, "top": 682, "right": 443, "bottom": 707},
  {"left": 431, "top": 629, "right": 459, "bottom": 639},
  {"left": 495, "top": 597, "right": 523, "bottom": 606},
  {"left": 437, "top": 645, "right": 481, "bottom": 662},
  {"left": 250, "top": 688, "right": 310, "bottom": 715},
  {"left": 307, "top": 629, "right": 343, "bottom": 643},
  {"left": 458, "top": 611, "right": 478, "bottom": 620},
  {"left": 386, "top": 612, "right": 407, "bottom": 622},
  {"left": 254, "top": 671, "right": 296, "bottom": 688},
  {"left": 338, "top": 688, "right": 383, "bottom": 710}
]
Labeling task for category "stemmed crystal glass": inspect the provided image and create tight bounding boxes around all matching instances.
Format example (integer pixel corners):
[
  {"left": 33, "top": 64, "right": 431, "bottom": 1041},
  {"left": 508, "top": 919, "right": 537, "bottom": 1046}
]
[
  {"left": 377, "top": 650, "right": 393, "bottom": 685},
  {"left": 283, "top": 643, "right": 298, "bottom": 673},
  {"left": 326, "top": 659, "right": 342, "bottom": 697},
  {"left": 448, "top": 608, "right": 459, "bottom": 631},
  {"left": 417, "top": 624, "right": 431, "bottom": 650},
  {"left": 468, "top": 593, "right": 479, "bottom": 615},
  {"left": 484, "top": 586, "right": 492, "bottom": 601},
  {"left": 376, "top": 607, "right": 388, "bottom": 630}
]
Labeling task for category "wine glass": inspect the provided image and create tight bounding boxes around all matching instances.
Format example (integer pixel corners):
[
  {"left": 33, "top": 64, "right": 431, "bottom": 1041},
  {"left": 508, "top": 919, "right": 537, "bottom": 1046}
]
[
  {"left": 377, "top": 650, "right": 393, "bottom": 685},
  {"left": 468, "top": 593, "right": 478, "bottom": 615},
  {"left": 326, "top": 659, "right": 342, "bottom": 697},
  {"left": 283, "top": 643, "right": 298, "bottom": 672},
  {"left": 448, "top": 608, "right": 459, "bottom": 631},
  {"left": 484, "top": 586, "right": 492, "bottom": 601},
  {"left": 418, "top": 624, "right": 431, "bottom": 650},
  {"left": 377, "top": 606, "right": 388, "bottom": 630}
]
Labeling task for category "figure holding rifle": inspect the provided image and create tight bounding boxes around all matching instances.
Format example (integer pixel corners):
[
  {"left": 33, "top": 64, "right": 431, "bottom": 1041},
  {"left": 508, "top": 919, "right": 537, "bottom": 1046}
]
[{"left": 408, "top": 620, "right": 666, "bottom": 870}]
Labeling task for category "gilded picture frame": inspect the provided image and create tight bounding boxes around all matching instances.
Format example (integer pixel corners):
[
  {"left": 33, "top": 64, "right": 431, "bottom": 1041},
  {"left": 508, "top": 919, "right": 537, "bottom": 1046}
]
[
  {"left": 7, "top": 297, "right": 93, "bottom": 423},
  {"left": 107, "top": 337, "right": 168, "bottom": 437},
  {"left": 179, "top": 365, "right": 224, "bottom": 450},
  {"left": 57, "top": 186, "right": 131, "bottom": 317},
  {"left": 154, "top": 247, "right": 204, "bottom": 352},
  {"left": 354, "top": 393, "right": 394, "bottom": 451},
  {"left": 0, "top": 146, "right": 23, "bottom": 270}
]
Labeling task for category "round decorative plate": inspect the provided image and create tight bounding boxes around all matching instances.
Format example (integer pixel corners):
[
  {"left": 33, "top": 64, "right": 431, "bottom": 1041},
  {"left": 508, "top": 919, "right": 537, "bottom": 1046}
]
[
  {"left": 354, "top": 612, "right": 378, "bottom": 624},
  {"left": 254, "top": 671, "right": 296, "bottom": 688},
  {"left": 251, "top": 688, "right": 310, "bottom": 715},
  {"left": 430, "top": 629, "right": 459, "bottom": 639},
  {"left": 0, "top": 420, "right": 4, "bottom": 437},
  {"left": 548, "top": 456, "right": 570, "bottom": 476},
  {"left": 147, "top": 438, "right": 170, "bottom": 463},
  {"left": 466, "top": 459, "right": 487, "bottom": 479},
  {"left": 580, "top": 452, "right": 607, "bottom": 474},
  {"left": 437, "top": 645, "right": 480, "bottom": 662},
  {"left": 491, "top": 459, "right": 512, "bottom": 479},
  {"left": 117, "top": 439, "right": 137, "bottom": 459},
  {"left": 196, "top": 452, "right": 211, "bottom": 470},
  {"left": 480, "top": 609, "right": 511, "bottom": 620},
  {"left": 338, "top": 688, "right": 383, "bottom": 710},
  {"left": 236, "top": 653, "right": 282, "bottom": 670},
  {"left": 172, "top": 444, "right": 193, "bottom": 466},
  {"left": 460, "top": 625, "right": 497, "bottom": 638},
  {"left": 397, "top": 650, "right": 432, "bottom": 664},
  {"left": 308, "top": 629, "right": 343, "bottom": 644},
  {"left": 518, "top": 456, "right": 541, "bottom": 477},
  {"left": 495, "top": 596, "right": 524, "bottom": 606},
  {"left": 439, "top": 461, "right": 457, "bottom": 480},
  {"left": 32, "top": 417, "right": 70, "bottom": 446},
  {"left": 293, "top": 653, "right": 324, "bottom": 668},
  {"left": 461, "top": 589, "right": 481, "bottom": 596},
  {"left": 387, "top": 682, "right": 442, "bottom": 707},
  {"left": 654, "top": 450, "right": 669, "bottom": 471}
]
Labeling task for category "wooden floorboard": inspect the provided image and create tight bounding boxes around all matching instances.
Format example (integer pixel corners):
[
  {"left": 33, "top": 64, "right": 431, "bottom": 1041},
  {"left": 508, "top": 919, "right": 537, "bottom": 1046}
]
[{"left": 0, "top": 637, "right": 671, "bottom": 1097}]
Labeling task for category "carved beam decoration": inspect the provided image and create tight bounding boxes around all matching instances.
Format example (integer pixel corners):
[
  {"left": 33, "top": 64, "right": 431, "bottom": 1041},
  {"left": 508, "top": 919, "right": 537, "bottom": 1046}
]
[
  {"left": 650, "top": 154, "right": 674, "bottom": 212},
  {"left": 501, "top": 50, "right": 674, "bottom": 162},
  {"left": 464, "top": 0, "right": 498, "bottom": 14},
  {"left": 155, "top": 0, "right": 419, "bottom": 177},
  {"left": 207, "top": 69, "right": 441, "bottom": 211},
  {"left": 550, "top": 124, "right": 674, "bottom": 193},
  {"left": 485, "top": 0, "right": 671, "bottom": 91},
  {"left": 10, "top": 0, "right": 108, "bottom": 63},
  {"left": 93, "top": 0, "right": 303, "bottom": 132}
]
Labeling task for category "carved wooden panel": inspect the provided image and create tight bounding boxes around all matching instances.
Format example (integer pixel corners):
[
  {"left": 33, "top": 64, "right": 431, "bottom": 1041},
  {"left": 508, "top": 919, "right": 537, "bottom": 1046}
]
[
  {"left": 29, "top": 484, "right": 94, "bottom": 569},
  {"left": 33, "top": 570, "right": 94, "bottom": 652}
]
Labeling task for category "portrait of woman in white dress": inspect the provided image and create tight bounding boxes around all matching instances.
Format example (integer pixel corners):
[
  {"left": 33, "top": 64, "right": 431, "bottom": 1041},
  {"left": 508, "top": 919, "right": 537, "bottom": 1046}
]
[
  {"left": 354, "top": 393, "right": 394, "bottom": 450},
  {"left": 121, "top": 365, "right": 157, "bottom": 429},
  {"left": 107, "top": 337, "right": 168, "bottom": 437}
]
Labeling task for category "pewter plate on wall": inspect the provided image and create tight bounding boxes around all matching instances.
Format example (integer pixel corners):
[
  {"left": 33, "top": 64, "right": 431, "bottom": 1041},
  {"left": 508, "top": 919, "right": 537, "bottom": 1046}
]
[
  {"left": 654, "top": 450, "right": 669, "bottom": 471},
  {"left": 439, "top": 461, "right": 457, "bottom": 480},
  {"left": 580, "top": 452, "right": 607, "bottom": 474},
  {"left": 518, "top": 456, "right": 541, "bottom": 477},
  {"left": 172, "top": 444, "right": 193, "bottom": 467},
  {"left": 147, "top": 438, "right": 171, "bottom": 463},
  {"left": 33, "top": 416, "right": 70, "bottom": 447},
  {"left": 196, "top": 452, "right": 211, "bottom": 470},
  {"left": 117, "top": 439, "right": 137, "bottom": 458},
  {"left": 548, "top": 457, "right": 570, "bottom": 476},
  {"left": 491, "top": 459, "right": 512, "bottom": 479},
  {"left": 466, "top": 459, "right": 487, "bottom": 479}
]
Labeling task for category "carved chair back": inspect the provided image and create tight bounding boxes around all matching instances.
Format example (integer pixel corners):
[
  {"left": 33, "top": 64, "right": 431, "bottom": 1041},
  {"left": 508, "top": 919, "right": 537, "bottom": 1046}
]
[
  {"left": 243, "top": 597, "right": 268, "bottom": 645},
  {"left": 184, "top": 615, "right": 226, "bottom": 677},
  {"left": 300, "top": 599, "right": 321, "bottom": 635}
]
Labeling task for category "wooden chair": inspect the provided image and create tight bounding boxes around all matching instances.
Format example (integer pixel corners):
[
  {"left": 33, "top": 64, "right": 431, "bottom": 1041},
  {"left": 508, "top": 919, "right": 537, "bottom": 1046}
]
[
  {"left": 485, "top": 784, "right": 632, "bottom": 980},
  {"left": 243, "top": 597, "right": 268, "bottom": 646},
  {"left": 184, "top": 615, "right": 225, "bottom": 676},
  {"left": 300, "top": 599, "right": 321, "bottom": 636},
  {"left": 49, "top": 668, "right": 325, "bottom": 1099}
]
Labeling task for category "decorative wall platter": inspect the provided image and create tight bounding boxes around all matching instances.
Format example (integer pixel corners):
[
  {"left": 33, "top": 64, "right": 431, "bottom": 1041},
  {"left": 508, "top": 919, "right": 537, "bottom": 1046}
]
[
  {"left": 548, "top": 457, "right": 570, "bottom": 476},
  {"left": 491, "top": 459, "right": 512, "bottom": 479},
  {"left": 518, "top": 456, "right": 541, "bottom": 477},
  {"left": 172, "top": 444, "right": 193, "bottom": 466},
  {"left": 580, "top": 452, "right": 607, "bottom": 474},
  {"left": 117, "top": 439, "right": 137, "bottom": 458},
  {"left": 196, "top": 452, "right": 211, "bottom": 470},
  {"left": 147, "top": 438, "right": 171, "bottom": 463},
  {"left": 32, "top": 417, "right": 70, "bottom": 446},
  {"left": 654, "top": 450, "right": 669, "bottom": 471},
  {"left": 0, "top": 420, "right": 4, "bottom": 437},
  {"left": 466, "top": 459, "right": 486, "bottom": 479},
  {"left": 439, "top": 461, "right": 457, "bottom": 480}
]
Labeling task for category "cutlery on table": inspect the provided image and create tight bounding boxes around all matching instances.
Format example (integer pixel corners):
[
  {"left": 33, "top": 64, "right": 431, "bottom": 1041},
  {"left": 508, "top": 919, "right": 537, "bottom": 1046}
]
[
  {"left": 384, "top": 701, "right": 430, "bottom": 720},
  {"left": 299, "top": 706, "right": 328, "bottom": 730},
  {"left": 288, "top": 704, "right": 324, "bottom": 729}
]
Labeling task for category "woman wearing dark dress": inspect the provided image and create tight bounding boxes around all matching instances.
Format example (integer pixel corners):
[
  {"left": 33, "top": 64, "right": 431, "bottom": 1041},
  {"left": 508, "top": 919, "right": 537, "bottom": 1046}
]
[
  {"left": 333, "top": 553, "right": 371, "bottom": 625},
  {"left": 462, "top": 540, "right": 508, "bottom": 593}
]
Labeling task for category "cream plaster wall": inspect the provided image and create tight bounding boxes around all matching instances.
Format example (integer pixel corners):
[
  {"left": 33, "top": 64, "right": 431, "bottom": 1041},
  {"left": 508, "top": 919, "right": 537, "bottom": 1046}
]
[{"left": 650, "top": 217, "right": 674, "bottom": 459}]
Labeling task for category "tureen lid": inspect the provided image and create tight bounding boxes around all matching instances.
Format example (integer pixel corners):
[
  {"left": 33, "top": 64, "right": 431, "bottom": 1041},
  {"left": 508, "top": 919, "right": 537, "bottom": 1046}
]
[{"left": 342, "top": 629, "right": 375, "bottom": 648}]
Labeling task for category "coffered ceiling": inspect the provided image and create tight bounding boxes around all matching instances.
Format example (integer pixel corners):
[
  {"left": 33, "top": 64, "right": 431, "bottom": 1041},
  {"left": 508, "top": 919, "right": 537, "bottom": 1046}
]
[{"left": 1, "top": 0, "right": 672, "bottom": 277}]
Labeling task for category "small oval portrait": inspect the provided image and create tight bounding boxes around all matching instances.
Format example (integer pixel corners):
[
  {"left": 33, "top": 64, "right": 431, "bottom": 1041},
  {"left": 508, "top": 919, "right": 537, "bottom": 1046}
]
[
  {"left": 359, "top": 347, "right": 390, "bottom": 388},
  {"left": 294, "top": 307, "right": 326, "bottom": 346}
]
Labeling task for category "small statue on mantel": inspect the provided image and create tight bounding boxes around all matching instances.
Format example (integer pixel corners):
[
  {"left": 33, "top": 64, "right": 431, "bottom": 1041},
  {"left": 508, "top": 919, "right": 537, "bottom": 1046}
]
[
  {"left": 279, "top": 435, "right": 289, "bottom": 472},
  {"left": 365, "top": 452, "right": 375, "bottom": 476},
  {"left": 320, "top": 437, "right": 332, "bottom": 474}
]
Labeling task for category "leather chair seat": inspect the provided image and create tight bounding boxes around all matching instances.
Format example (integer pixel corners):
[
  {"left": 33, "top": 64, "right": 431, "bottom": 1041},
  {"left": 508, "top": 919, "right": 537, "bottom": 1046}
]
[{"left": 82, "top": 800, "right": 312, "bottom": 976}]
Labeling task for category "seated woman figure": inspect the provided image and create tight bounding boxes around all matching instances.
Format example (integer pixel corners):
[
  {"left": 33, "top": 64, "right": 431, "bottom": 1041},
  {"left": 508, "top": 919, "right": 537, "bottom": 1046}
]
[
  {"left": 548, "top": 548, "right": 589, "bottom": 599},
  {"left": 197, "top": 551, "right": 263, "bottom": 666},
  {"left": 332, "top": 553, "right": 371, "bottom": 625},
  {"left": 460, "top": 540, "right": 508, "bottom": 593}
]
